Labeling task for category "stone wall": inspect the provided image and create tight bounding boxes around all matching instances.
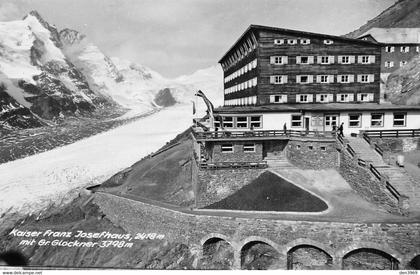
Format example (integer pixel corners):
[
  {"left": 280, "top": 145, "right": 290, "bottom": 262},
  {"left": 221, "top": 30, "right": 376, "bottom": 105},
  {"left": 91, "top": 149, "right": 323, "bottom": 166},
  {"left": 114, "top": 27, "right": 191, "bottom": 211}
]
[
  {"left": 210, "top": 141, "right": 263, "bottom": 162},
  {"left": 372, "top": 137, "right": 420, "bottom": 154},
  {"left": 338, "top": 149, "right": 400, "bottom": 214},
  {"left": 94, "top": 192, "right": 420, "bottom": 270},
  {"left": 286, "top": 139, "right": 339, "bottom": 169},
  {"left": 196, "top": 168, "right": 264, "bottom": 208}
]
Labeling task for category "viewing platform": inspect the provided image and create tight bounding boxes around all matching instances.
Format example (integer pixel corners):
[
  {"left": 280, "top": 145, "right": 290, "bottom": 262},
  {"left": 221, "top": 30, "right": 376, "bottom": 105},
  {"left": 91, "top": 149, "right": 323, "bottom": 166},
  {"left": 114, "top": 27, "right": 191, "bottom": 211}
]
[{"left": 193, "top": 129, "right": 336, "bottom": 141}]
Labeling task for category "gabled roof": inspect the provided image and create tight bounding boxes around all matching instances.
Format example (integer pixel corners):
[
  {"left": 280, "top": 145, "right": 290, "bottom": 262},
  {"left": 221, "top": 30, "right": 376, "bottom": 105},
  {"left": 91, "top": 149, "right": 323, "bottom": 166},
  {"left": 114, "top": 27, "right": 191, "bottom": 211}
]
[
  {"left": 358, "top": 28, "right": 420, "bottom": 44},
  {"left": 219, "top": 24, "right": 381, "bottom": 64}
]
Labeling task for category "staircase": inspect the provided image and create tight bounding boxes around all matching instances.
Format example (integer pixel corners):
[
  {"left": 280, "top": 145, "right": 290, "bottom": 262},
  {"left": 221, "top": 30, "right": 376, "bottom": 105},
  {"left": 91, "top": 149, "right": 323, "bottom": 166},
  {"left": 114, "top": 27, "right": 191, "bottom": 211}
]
[
  {"left": 346, "top": 137, "right": 385, "bottom": 166},
  {"left": 264, "top": 152, "right": 296, "bottom": 169},
  {"left": 345, "top": 136, "right": 420, "bottom": 209}
]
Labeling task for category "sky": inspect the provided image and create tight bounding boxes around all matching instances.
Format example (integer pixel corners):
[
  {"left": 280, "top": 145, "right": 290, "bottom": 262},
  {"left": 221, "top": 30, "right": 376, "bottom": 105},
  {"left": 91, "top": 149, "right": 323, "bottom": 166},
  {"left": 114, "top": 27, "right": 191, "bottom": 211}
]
[{"left": 0, "top": 0, "right": 396, "bottom": 78}]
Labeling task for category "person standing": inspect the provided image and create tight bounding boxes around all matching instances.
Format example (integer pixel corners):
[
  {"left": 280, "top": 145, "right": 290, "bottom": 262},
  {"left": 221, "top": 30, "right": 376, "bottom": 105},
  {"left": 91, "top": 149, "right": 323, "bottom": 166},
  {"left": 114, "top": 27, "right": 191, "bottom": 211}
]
[
  {"left": 283, "top": 123, "right": 287, "bottom": 134},
  {"left": 338, "top": 122, "right": 344, "bottom": 137}
]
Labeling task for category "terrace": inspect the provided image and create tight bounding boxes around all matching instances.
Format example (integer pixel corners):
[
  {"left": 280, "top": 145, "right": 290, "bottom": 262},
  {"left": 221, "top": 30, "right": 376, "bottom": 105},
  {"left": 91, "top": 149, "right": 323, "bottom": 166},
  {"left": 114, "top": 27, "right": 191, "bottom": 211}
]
[{"left": 193, "top": 129, "right": 336, "bottom": 141}]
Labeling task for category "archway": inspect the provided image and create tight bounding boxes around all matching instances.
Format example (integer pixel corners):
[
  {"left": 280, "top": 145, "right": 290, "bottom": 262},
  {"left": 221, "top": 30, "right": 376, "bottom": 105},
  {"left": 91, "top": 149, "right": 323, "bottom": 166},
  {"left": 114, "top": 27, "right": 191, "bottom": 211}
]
[
  {"left": 342, "top": 248, "right": 399, "bottom": 270},
  {"left": 408, "top": 255, "right": 420, "bottom": 270},
  {"left": 240, "top": 241, "right": 281, "bottom": 270},
  {"left": 201, "top": 237, "right": 234, "bottom": 269},
  {"left": 287, "top": 244, "right": 333, "bottom": 270}
]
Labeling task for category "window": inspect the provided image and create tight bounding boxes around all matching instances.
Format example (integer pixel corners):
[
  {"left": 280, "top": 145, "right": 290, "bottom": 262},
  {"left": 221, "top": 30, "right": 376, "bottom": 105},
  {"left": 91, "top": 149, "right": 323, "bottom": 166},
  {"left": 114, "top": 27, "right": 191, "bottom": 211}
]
[
  {"left": 401, "top": 46, "right": 410, "bottom": 53},
  {"left": 287, "top": 39, "right": 298, "bottom": 45},
  {"left": 400, "top": 61, "right": 407, "bottom": 67},
  {"left": 221, "top": 144, "right": 234, "bottom": 153},
  {"left": 320, "top": 56, "right": 330, "bottom": 64},
  {"left": 297, "top": 56, "right": 314, "bottom": 64},
  {"left": 360, "top": 75, "right": 369, "bottom": 83},
  {"left": 296, "top": 94, "right": 312, "bottom": 103},
  {"left": 319, "top": 75, "right": 329, "bottom": 83},
  {"left": 291, "top": 115, "right": 303, "bottom": 127},
  {"left": 300, "top": 39, "right": 310, "bottom": 45},
  {"left": 299, "top": 56, "right": 309, "bottom": 64},
  {"left": 297, "top": 75, "right": 313, "bottom": 84},
  {"left": 243, "top": 143, "right": 256, "bottom": 152},
  {"left": 308, "top": 145, "right": 313, "bottom": 150},
  {"left": 371, "top": 113, "right": 384, "bottom": 127},
  {"left": 270, "top": 56, "right": 287, "bottom": 65},
  {"left": 341, "top": 56, "right": 350, "bottom": 64},
  {"left": 222, "top": 116, "right": 233, "bottom": 128},
  {"left": 337, "top": 94, "right": 353, "bottom": 102},
  {"left": 300, "top": 75, "right": 308, "bottom": 83},
  {"left": 270, "top": 75, "right": 287, "bottom": 84},
  {"left": 274, "top": 39, "right": 284, "bottom": 45},
  {"left": 270, "top": 95, "right": 287, "bottom": 103},
  {"left": 323, "top": 39, "right": 334, "bottom": 45},
  {"left": 348, "top": 113, "right": 361, "bottom": 127},
  {"left": 340, "top": 75, "right": 349, "bottom": 83},
  {"left": 360, "top": 56, "right": 370, "bottom": 64},
  {"left": 359, "top": 93, "right": 370, "bottom": 102},
  {"left": 417, "top": 46, "right": 420, "bottom": 53},
  {"left": 385, "top": 46, "right": 395, "bottom": 53},
  {"left": 317, "top": 94, "right": 331, "bottom": 103},
  {"left": 320, "top": 147, "right": 326, "bottom": 151},
  {"left": 385, "top": 61, "right": 394, "bottom": 68},
  {"left": 236, "top": 116, "right": 248, "bottom": 128},
  {"left": 250, "top": 116, "right": 262, "bottom": 128},
  {"left": 393, "top": 112, "right": 406, "bottom": 127}
]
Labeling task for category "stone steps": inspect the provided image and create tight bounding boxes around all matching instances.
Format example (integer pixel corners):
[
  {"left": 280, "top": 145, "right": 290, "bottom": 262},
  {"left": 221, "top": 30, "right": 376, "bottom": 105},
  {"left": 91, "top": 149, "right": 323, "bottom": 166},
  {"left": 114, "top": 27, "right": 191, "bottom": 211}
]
[{"left": 345, "top": 137, "right": 420, "bottom": 209}]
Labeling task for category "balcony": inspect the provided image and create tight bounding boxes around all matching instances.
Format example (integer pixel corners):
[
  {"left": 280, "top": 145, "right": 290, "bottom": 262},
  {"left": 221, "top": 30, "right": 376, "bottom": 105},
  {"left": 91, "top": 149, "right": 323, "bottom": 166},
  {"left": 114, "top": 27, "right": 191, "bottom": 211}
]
[
  {"left": 199, "top": 161, "right": 268, "bottom": 170},
  {"left": 193, "top": 129, "right": 335, "bottom": 141}
]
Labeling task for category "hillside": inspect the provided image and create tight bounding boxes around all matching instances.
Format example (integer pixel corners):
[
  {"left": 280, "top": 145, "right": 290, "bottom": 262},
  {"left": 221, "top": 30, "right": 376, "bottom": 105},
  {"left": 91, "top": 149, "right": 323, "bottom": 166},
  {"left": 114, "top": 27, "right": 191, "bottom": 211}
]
[
  {"left": 0, "top": 11, "right": 223, "bottom": 131},
  {"left": 346, "top": 0, "right": 420, "bottom": 38},
  {"left": 385, "top": 55, "right": 420, "bottom": 105}
]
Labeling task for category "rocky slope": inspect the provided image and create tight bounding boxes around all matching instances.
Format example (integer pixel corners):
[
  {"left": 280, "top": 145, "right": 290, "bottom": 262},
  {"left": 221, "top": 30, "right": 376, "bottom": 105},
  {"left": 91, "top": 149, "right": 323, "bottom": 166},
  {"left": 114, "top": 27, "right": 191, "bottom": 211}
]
[
  {"left": 385, "top": 55, "right": 420, "bottom": 105},
  {"left": 346, "top": 0, "right": 420, "bottom": 38},
  {"left": 0, "top": 11, "right": 223, "bottom": 131},
  {"left": 345, "top": 0, "right": 420, "bottom": 105}
]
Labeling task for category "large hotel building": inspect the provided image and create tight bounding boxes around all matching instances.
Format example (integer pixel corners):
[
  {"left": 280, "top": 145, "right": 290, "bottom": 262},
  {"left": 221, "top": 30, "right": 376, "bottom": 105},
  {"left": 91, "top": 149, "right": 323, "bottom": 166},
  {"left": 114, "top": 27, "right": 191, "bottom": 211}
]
[{"left": 213, "top": 25, "right": 420, "bottom": 135}]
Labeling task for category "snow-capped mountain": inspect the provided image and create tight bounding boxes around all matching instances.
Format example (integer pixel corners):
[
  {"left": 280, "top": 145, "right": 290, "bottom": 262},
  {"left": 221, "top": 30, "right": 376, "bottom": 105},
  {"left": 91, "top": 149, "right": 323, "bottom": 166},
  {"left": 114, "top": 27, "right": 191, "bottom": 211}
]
[
  {"left": 0, "top": 11, "right": 223, "bottom": 130},
  {"left": 60, "top": 26, "right": 223, "bottom": 111}
]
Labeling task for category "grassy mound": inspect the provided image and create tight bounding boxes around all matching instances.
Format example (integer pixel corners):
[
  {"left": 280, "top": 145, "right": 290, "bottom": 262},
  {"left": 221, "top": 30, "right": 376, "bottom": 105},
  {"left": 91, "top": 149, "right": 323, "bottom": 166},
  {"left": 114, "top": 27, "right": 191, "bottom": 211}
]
[{"left": 204, "top": 171, "right": 328, "bottom": 212}]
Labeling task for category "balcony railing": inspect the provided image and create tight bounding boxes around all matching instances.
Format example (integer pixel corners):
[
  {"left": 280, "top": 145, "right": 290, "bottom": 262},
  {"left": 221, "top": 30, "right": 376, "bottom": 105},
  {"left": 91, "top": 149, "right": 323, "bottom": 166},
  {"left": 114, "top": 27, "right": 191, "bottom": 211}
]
[
  {"left": 193, "top": 129, "right": 335, "bottom": 140},
  {"left": 199, "top": 161, "right": 268, "bottom": 169},
  {"left": 362, "top": 129, "right": 420, "bottom": 138}
]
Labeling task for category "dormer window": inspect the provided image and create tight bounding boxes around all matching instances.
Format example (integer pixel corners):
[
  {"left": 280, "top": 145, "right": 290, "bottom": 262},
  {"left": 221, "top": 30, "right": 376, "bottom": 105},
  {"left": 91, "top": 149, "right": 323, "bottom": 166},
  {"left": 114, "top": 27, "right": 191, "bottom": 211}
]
[
  {"left": 274, "top": 39, "right": 284, "bottom": 45},
  {"left": 323, "top": 39, "right": 334, "bottom": 45},
  {"left": 401, "top": 46, "right": 410, "bottom": 53},
  {"left": 287, "top": 39, "right": 298, "bottom": 45},
  {"left": 385, "top": 46, "right": 395, "bottom": 53},
  {"left": 300, "top": 39, "right": 311, "bottom": 45}
]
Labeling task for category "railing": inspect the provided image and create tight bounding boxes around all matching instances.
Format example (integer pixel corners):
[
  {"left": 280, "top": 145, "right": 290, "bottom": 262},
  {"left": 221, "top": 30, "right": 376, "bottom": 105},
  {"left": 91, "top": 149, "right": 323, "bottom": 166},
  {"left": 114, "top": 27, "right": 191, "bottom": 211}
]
[
  {"left": 346, "top": 144, "right": 356, "bottom": 158},
  {"left": 362, "top": 132, "right": 372, "bottom": 144},
  {"left": 386, "top": 181, "right": 401, "bottom": 200},
  {"left": 374, "top": 144, "right": 384, "bottom": 156},
  {"left": 199, "top": 161, "right": 268, "bottom": 169},
  {"left": 370, "top": 164, "right": 382, "bottom": 181},
  {"left": 362, "top": 129, "right": 420, "bottom": 138},
  {"left": 337, "top": 133, "right": 345, "bottom": 145},
  {"left": 193, "top": 129, "right": 335, "bottom": 140},
  {"left": 357, "top": 158, "right": 367, "bottom": 167}
]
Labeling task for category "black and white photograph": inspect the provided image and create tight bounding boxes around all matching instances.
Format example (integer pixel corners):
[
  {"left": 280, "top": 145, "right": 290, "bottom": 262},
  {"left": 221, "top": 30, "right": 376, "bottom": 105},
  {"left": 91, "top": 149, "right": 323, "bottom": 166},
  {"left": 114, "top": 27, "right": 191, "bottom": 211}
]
[{"left": 0, "top": 0, "right": 419, "bottom": 272}]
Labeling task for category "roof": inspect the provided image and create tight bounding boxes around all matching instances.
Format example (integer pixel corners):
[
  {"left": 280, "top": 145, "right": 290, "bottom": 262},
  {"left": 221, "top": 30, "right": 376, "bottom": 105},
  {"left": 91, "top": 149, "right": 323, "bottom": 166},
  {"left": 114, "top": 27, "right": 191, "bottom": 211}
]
[
  {"left": 214, "top": 103, "right": 420, "bottom": 114},
  {"left": 358, "top": 28, "right": 420, "bottom": 44},
  {"left": 219, "top": 24, "right": 381, "bottom": 63}
]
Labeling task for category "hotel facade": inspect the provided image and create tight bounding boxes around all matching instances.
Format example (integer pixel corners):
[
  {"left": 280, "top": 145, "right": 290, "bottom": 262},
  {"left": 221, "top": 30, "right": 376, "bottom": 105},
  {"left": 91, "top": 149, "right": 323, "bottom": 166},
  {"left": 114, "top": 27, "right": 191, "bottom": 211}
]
[{"left": 214, "top": 25, "right": 420, "bottom": 136}]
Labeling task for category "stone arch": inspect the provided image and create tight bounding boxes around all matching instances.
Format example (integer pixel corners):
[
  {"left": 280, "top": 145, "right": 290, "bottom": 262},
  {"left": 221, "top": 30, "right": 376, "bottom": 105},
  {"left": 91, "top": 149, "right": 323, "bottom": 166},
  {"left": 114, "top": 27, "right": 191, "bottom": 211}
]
[
  {"left": 340, "top": 243, "right": 402, "bottom": 270},
  {"left": 285, "top": 238, "right": 334, "bottom": 270},
  {"left": 200, "top": 233, "right": 235, "bottom": 269},
  {"left": 239, "top": 236, "right": 282, "bottom": 270},
  {"left": 407, "top": 254, "right": 420, "bottom": 270}
]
